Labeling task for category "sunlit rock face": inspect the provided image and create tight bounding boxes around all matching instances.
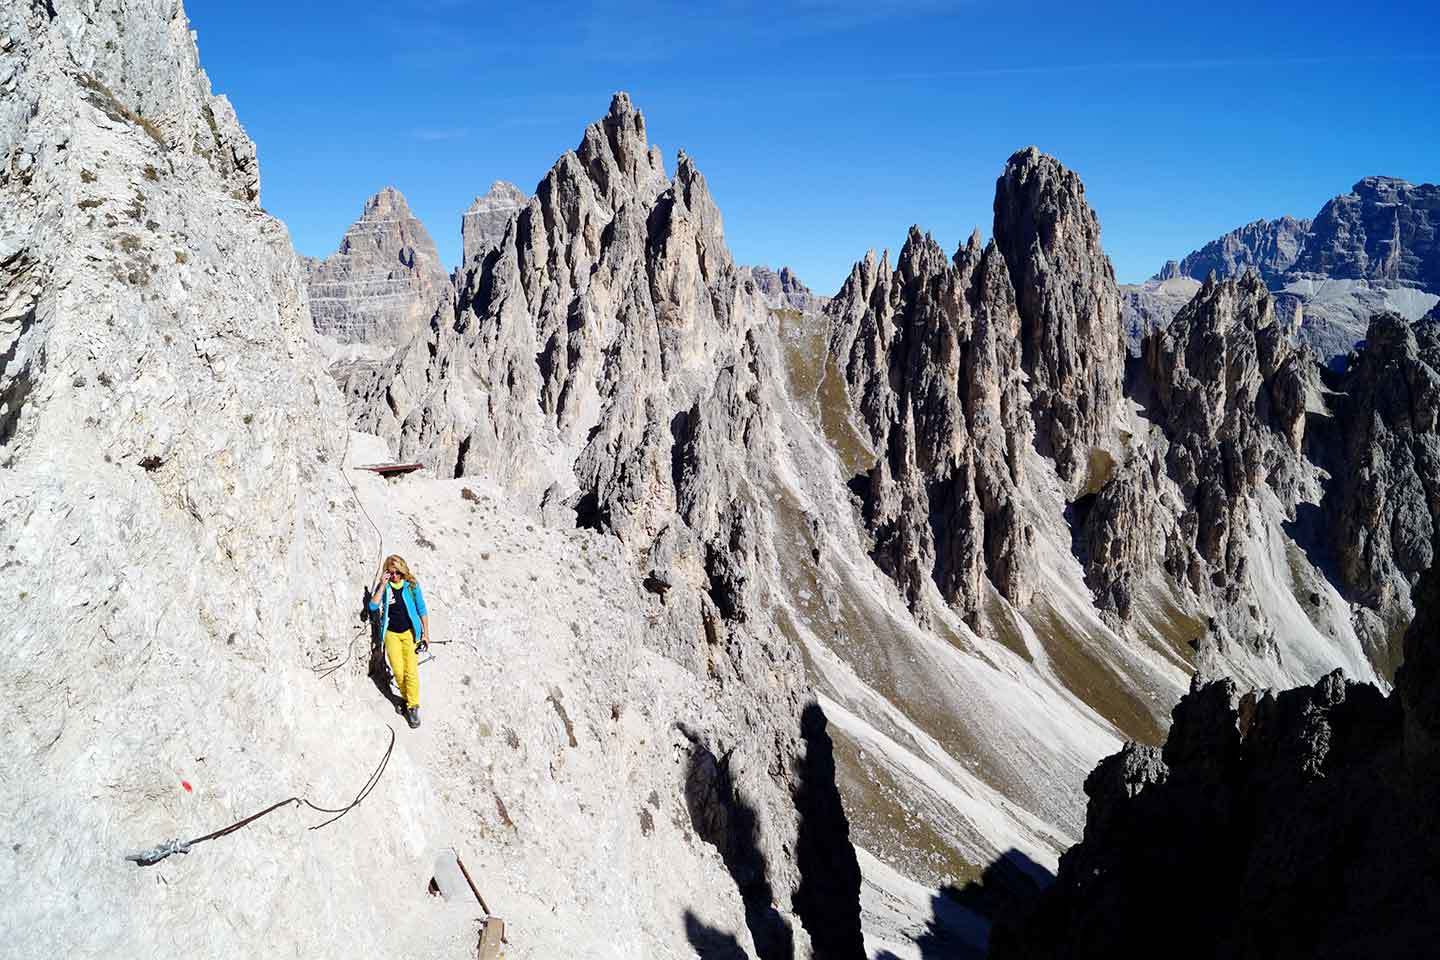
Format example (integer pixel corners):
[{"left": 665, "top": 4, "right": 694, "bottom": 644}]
[{"left": 304, "top": 186, "right": 454, "bottom": 345}]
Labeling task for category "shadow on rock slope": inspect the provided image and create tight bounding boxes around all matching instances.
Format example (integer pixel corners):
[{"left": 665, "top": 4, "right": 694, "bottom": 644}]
[
  {"left": 682, "top": 702, "right": 865, "bottom": 960},
  {"left": 868, "top": 849, "right": 1051, "bottom": 960}
]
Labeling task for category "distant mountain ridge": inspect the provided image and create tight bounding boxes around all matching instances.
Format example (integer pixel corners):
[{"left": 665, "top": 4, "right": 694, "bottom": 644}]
[
  {"left": 1155, "top": 176, "right": 1440, "bottom": 290},
  {"left": 1155, "top": 215, "right": 1311, "bottom": 285},
  {"left": 1131, "top": 177, "right": 1440, "bottom": 360}
]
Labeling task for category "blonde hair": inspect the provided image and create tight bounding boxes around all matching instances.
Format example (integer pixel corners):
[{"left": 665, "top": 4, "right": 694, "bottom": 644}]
[{"left": 383, "top": 554, "right": 418, "bottom": 587}]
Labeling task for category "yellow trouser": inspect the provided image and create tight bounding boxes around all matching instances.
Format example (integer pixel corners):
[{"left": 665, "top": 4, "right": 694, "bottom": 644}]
[{"left": 384, "top": 629, "right": 420, "bottom": 708}]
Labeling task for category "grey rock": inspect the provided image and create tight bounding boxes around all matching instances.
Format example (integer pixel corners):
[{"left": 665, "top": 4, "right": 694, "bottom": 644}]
[
  {"left": 1075, "top": 447, "right": 1178, "bottom": 620},
  {"left": 994, "top": 597, "right": 1434, "bottom": 960},
  {"left": 1320, "top": 311, "right": 1440, "bottom": 677},
  {"left": 1084, "top": 273, "right": 1312, "bottom": 644},
  {"left": 1152, "top": 178, "right": 1440, "bottom": 362},
  {"left": 1152, "top": 216, "right": 1312, "bottom": 285},
  {"left": 460, "top": 179, "right": 526, "bottom": 269},
  {"left": 1079, "top": 742, "right": 1167, "bottom": 839},
  {"left": 0, "top": 0, "right": 387, "bottom": 951},
  {"left": 1294, "top": 177, "right": 1440, "bottom": 287},
  {"left": 825, "top": 227, "right": 1033, "bottom": 624},
  {"left": 353, "top": 92, "right": 831, "bottom": 950},
  {"left": 1119, "top": 276, "right": 1202, "bottom": 351},
  {"left": 4, "top": 8, "right": 865, "bottom": 950},
  {"left": 994, "top": 147, "right": 1125, "bottom": 490},
  {"left": 303, "top": 186, "right": 453, "bottom": 344},
  {"left": 1277, "top": 277, "right": 1437, "bottom": 363},
  {"left": 742, "top": 264, "right": 825, "bottom": 314}
]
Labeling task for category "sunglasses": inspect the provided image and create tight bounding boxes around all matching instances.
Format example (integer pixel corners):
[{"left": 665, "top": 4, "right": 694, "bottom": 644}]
[{"left": 386, "top": 571, "right": 404, "bottom": 578}]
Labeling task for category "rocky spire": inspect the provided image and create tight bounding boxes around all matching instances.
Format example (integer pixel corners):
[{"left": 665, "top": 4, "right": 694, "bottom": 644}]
[
  {"left": 1082, "top": 272, "right": 1312, "bottom": 641},
  {"left": 1145, "top": 272, "right": 1309, "bottom": 594},
  {"left": 1321, "top": 311, "right": 1440, "bottom": 676},
  {"left": 825, "top": 227, "right": 1034, "bottom": 624},
  {"left": 346, "top": 96, "right": 825, "bottom": 950},
  {"left": 304, "top": 186, "right": 454, "bottom": 344},
  {"left": 575, "top": 91, "right": 670, "bottom": 211},
  {"left": 460, "top": 180, "right": 527, "bottom": 268},
  {"left": 993, "top": 147, "right": 1125, "bottom": 491}
]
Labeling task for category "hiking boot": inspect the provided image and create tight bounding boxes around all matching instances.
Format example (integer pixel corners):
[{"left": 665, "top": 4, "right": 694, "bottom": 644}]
[{"left": 406, "top": 706, "right": 421, "bottom": 729}]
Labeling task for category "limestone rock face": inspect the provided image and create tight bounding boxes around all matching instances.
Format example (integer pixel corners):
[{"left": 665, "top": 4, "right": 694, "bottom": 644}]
[
  {"left": 1084, "top": 274, "right": 1313, "bottom": 642},
  {"left": 1321, "top": 312, "right": 1440, "bottom": 676},
  {"left": 743, "top": 264, "right": 824, "bottom": 313},
  {"left": 1119, "top": 276, "right": 1202, "bottom": 352},
  {"left": 0, "top": 0, "right": 387, "bottom": 952},
  {"left": 825, "top": 228, "right": 1033, "bottom": 623},
  {"left": 304, "top": 186, "right": 453, "bottom": 344},
  {"left": 460, "top": 180, "right": 526, "bottom": 268},
  {"left": 1152, "top": 179, "right": 1440, "bottom": 362},
  {"left": 1075, "top": 447, "right": 1182, "bottom": 620},
  {"left": 993, "top": 565, "right": 1440, "bottom": 959},
  {"left": 1151, "top": 216, "right": 1312, "bottom": 285},
  {"left": 1294, "top": 177, "right": 1440, "bottom": 287},
  {"left": 993, "top": 147, "right": 1125, "bottom": 490},
  {"left": 2, "top": 10, "right": 868, "bottom": 955}
]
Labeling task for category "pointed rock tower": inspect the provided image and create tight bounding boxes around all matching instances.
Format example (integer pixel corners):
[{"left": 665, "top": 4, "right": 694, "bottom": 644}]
[
  {"left": 304, "top": 186, "right": 453, "bottom": 344},
  {"left": 994, "top": 147, "right": 1126, "bottom": 492},
  {"left": 460, "top": 180, "right": 527, "bottom": 268}
]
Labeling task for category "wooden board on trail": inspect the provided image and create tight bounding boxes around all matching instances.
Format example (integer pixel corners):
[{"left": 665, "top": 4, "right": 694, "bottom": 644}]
[
  {"left": 477, "top": 917, "right": 505, "bottom": 960},
  {"left": 355, "top": 462, "right": 423, "bottom": 476}
]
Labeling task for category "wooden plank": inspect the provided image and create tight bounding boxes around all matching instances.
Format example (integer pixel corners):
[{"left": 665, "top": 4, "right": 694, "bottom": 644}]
[
  {"left": 355, "top": 462, "right": 423, "bottom": 475},
  {"left": 477, "top": 917, "right": 505, "bottom": 960}
]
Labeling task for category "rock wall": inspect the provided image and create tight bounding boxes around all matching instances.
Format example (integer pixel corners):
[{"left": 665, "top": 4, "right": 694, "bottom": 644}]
[
  {"left": 303, "top": 186, "right": 454, "bottom": 345},
  {"left": 1154, "top": 216, "right": 1311, "bottom": 286},
  {"left": 460, "top": 180, "right": 526, "bottom": 269},
  {"left": 1294, "top": 177, "right": 1440, "bottom": 287},
  {"left": 1, "top": 8, "right": 867, "bottom": 958},
  {"left": 0, "top": 0, "right": 390, "bottom": 953},
  {"left": 993, "top": 147, "right": 1125, "bottom": 492},
  {"left": 1118, "top": 276, "right": 1202, "bottom": 352},
  {"left": 1081, "top": 273, "right": 1318, "bottom": 665},
  {"left": 825, "top": 229, "right": 1033, "bottom": 625},
  {"left": 1319, "top": 311, "right": 1440, "bottom": 676},
  {"left": 743, "top": 264, "right": 825, "bottom": 314},
  {"left": 1152, "top": 178, "right": 1440, "bottom": 362}
]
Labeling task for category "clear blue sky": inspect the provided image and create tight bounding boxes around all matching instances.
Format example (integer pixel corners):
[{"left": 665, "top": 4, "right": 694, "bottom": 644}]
[{"left": 186, "top": 0, "right": 1438, "bottom": 293}]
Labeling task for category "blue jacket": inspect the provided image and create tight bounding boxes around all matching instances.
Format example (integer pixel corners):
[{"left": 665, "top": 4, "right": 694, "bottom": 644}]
[{"left": 369, "top": 580, "right": 428, "bottom": 644}]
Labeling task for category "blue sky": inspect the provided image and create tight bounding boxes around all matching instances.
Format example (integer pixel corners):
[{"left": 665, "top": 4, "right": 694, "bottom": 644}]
[{"left": 186, "top": 1, "right": 1439, "bottom": 293}]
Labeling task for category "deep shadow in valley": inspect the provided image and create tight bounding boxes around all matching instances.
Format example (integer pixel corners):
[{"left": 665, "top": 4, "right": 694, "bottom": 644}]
[
  {"left": 681, "top": 702, "right": 866, "bottom": 960},
  {"left": 679, "top": 699, "right": 1054, "bottom": 960},
  {"left": 873, "top": 849, "right": 1052, "bottom": 960}
]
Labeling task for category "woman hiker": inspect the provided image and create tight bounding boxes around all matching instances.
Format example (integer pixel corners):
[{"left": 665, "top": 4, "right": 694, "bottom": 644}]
[{"left": 369, "top": 554, "right": 430, "bottom": 729}]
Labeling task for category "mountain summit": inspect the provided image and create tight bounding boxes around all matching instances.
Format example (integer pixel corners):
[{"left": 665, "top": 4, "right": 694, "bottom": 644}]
[{"left": 304, "top": 186, "right": 453, "bottom": 345}]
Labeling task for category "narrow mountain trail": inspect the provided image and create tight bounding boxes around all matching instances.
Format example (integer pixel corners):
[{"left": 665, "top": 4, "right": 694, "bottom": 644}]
[{"left": 331, "top": 432, "right": 765, "bottom": 959}]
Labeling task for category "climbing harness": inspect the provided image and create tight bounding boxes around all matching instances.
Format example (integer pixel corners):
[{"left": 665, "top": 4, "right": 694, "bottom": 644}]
[{"left": 124, "top": 727, "right": 396, "bottom": 867}]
